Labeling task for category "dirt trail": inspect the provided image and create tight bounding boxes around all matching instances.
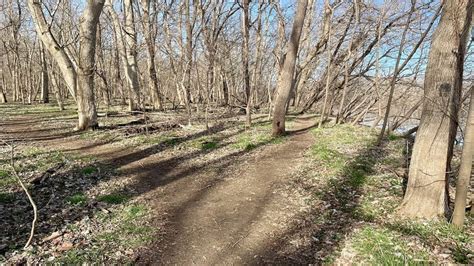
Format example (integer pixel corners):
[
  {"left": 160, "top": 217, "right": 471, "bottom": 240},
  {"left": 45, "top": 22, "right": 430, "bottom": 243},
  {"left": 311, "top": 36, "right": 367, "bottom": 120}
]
[
  {"left": 142, "top": 118, "right": 316, "bottom": 264},
  {"left": 1, "top": 112, "right": 316, "bottom": 264}
]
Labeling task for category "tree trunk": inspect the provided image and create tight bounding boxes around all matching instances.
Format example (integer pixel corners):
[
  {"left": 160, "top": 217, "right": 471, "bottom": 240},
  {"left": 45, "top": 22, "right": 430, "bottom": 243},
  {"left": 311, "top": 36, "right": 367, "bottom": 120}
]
[
  {"left": 39, "top": 43, "right": 49, "bottom": 103},
  {"left": 123, "top": 0, "right": 141, "bottom": 111},
  {"left": 241, "top": 0, "right": 252, "bottom": 127},
  {"left": 272, "top": 0, "right": 308, "bottom": 136},
  {"left": 50, "top": 67, "right": 64, "bottom": 111},
  {"left": 318, "top": 0, "right": 334, "bottom": 127},
  {"left": 105, "top": 0, "right": 141, "bottom": 111},
  {"left": 141, "top": 0, "right": 162, "bottom": 110},
  {"left": 0, "top": 74, "right": 6, "bottom": 103},
  {"left": 398, "top": 0, "right": 473, "bottom": 219},
  {"left": 76, "top": 0, "right": 105, "bottom": 130},
  {"left": 183, "top": 0, "right": 193, "bottom": 124},
  {"left": 27, "top": 0, "right": 77, "bottom": 100},
  {"left": 452, "top": 86, "right": 474, "bottom": 227}
]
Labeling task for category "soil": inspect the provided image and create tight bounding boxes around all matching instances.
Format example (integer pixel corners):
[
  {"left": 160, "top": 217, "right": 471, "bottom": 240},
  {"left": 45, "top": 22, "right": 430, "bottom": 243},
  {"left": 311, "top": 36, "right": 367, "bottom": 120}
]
[
  {"left": 1, "top": 108, "right": 319, "bottom": 264},
  {"left": 139, "top": 117, "right": 316, "bottom": 264}
]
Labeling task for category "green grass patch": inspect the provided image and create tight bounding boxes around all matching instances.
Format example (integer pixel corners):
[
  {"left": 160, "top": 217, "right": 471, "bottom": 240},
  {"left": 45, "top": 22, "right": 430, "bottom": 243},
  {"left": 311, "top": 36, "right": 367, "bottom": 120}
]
[
  {"left": 13, "top": 149, "right": 67, "bottom": 173},
  {"left": 388, "top": 133, "right": 400, "bottom": 141},
  {"left": 80, "top": 131, "right": 115, "bottom": 142},
  {"left": 312, "top": 144, "right": 345, "bottom": 165},
  {"left": 187, "top": 136, "right": 219, "bottom": 151},
  {"left": 232, "top": 131, "right": 284, "bottom": 151},
  {"left": 0, "top": 170, "right": 15, "bottom": 188},
  {"left": 66, "top": 193, "right": 88, "bottom": 206},
  {"left": 97, "top": 193, "right": 130, "bottom": 204},
  {"left": 96, "top": 204, "right": 153, "bottom": 248},
  {"left": 353, "top": 226, "right": 430, "bottom": 264},
  {"left": 82, "top": 166, "right": 98, "bottom": 175},
  {"left": 59, "top": 203, "right": 154, "bottom": 263},
  {"left": 58, "top": 248, "right": 102, "bottom": 264},
  {"left": 387, "top": 220, "right": 472, "bottom": 263},
  {"left": 0, "top": 192, "right": 14, "bottom": 203},
  {"left": 201, "top": 140, "right": 218, "bottom": 150},
  {"left": 310, "top": 125, "right": 376, "bottom": 175}
]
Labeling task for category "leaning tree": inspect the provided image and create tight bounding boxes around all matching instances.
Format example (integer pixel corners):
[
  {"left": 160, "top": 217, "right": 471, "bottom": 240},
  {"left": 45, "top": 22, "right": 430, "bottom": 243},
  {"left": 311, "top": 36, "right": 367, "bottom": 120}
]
[{"left": 28, "top": 0, "right": 105, "bottom": 130}]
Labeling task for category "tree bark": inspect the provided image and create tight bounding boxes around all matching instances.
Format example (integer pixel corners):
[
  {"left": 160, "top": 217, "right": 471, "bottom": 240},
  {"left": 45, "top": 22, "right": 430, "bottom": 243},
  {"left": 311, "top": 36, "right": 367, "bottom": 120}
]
[
  {"left": 105, "top": 0, "right": 141, "bottom": 111},
  {"left": 27, "top": 0, "right": 77, "bottom": 100},
  {"left": 398, "top": 0, "right": 473, "bottom": 219},
  {"left": 76, "top": 0, "right": 105, "bottom": 130},
  {"left": 183, "top": 0, "right": 193, "bottom": 124},
  {"left": 39, "top": 43, "right": 49, "bottom": 103},
  {"left": 241, "top": 0, "right": 252, "bottom": 126},
  {"left": 141, "top": 0, "right": 162, "bottom": 110},
  {"left": 272, "top": 0, "right": 308, "bottom": 136},
  {"left": 452, "top": 86, "right": 474, "bottom": 227},
  {"left": 28, "top": 0, "right": 104, "bottom": 130}
]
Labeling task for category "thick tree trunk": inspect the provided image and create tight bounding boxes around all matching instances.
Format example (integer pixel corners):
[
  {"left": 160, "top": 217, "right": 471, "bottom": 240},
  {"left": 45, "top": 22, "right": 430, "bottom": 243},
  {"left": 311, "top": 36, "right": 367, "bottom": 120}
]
[
  {"left": 398, "top": 0, "right": 473, "bottom": 219},
  {"left": 29, "top": 0, "right": 103, "bottom": 130},
  {"left": 272, "top": 0, "right": 308, "bottom": 136},
  {"left": 452, "top": 86, "right": 474, "bottom": 227},
  {"left": 76, "top": 0, "right": 105, "bottom": 130}
]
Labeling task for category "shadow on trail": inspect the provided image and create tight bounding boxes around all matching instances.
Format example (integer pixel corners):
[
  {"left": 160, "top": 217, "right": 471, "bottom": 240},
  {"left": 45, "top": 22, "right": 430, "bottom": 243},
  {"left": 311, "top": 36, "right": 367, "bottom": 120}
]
[
  {"left": 0, "top": 115, "right": 281, "bottom": 257},
  {"left": 245, "top": 140, "right": 391, "bottom": 264}
]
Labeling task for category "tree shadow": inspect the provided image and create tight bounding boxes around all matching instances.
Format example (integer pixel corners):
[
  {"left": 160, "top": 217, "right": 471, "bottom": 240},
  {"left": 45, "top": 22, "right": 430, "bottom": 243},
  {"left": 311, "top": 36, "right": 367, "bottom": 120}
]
[
  {"left": 244, "top": 140, "right": 391, "bottom": 264},
  {"left": 0, "top": 116, "right": 278, "bottom": 258}
]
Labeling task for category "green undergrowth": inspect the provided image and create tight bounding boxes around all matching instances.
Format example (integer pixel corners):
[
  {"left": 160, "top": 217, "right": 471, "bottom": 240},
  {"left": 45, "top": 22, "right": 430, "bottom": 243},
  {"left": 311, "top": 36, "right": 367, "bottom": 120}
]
[
  {"left": 233, "top": 122, "right": 285, "bottom": 151},
  {"left": 66, "top": 193, "right": 88, "bottom": 206},
  {"left": 386, "top": 220, "right": 473, "bottom": 263},
  {"left": 306, "top": 124, "right": 472, "bottom": 264},
  {"left": 97, "top": 193, "right": 130, "bottom": 204},
  {"left": 0, "top": 169, "right": 15, "bottom": 188},
  {"left": 0, "top": 191, "right": 14, "bottom": 203},
  {"left": 188, "top": 136, "right": 219, "bottom": 151},
  {"left": 0, "top": 146, "right": 71, "bottom": 191},
  {"left": 60, "top": 203, "right": 154, "bottom": 263},
  {"left": 352, "top": 226, "right": 430, "bottom": 265}
]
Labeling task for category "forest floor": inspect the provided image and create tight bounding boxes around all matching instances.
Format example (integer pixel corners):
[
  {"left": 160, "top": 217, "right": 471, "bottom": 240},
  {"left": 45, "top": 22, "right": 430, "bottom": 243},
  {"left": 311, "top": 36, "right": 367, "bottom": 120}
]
[{"left": 0, "top": 102, "right": 473, "bottom": 264}]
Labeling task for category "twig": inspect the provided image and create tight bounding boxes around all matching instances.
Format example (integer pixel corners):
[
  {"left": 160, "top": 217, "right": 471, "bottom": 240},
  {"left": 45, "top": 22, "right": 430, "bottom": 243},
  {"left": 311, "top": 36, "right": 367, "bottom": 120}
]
[{"left": 1, "top": 140, "right": 37, "bottom": 249}]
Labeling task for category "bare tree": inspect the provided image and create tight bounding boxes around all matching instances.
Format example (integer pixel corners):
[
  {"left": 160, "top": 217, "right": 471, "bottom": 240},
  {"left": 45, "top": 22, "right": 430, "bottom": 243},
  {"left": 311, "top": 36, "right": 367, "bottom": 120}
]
[
  {"left": 241, "top": 0, "right": 251, "bottom": 126},
  {"left": 28, "top": 0, "right": 105, "bottom": 130},
  {"left": 140, "top": 0, "right": 162, "bottom": 110},
  {"left": 105, "top": 0, "right": 141, "bottom": 112},
  {"left": 272, "top": 0, "right": 308, "bottom": 136},
  {"left": 398, "top": 0, "right": 473, "bottom": 219},
  {"left": 39, "top": 42, "right": 48, "bottom": 103},
  {"left": 452, "top": 85, "right": 474, "bottom": 227}
]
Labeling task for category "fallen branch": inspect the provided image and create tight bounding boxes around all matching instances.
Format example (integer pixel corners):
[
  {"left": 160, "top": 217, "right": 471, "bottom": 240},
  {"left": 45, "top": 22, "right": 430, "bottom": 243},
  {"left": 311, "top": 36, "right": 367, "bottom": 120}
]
[{"left": 1, "top": 140, "right": 37, "bottom": 249}]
